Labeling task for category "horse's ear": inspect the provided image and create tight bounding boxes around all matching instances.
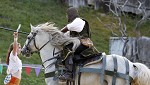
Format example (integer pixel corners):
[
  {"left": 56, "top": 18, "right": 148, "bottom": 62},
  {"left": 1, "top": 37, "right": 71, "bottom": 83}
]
[
  {"left": 30, "top": 23, "right": 34, "bottom": 31},
  {"left": 133, "top": 64, "right": 138, "bottom": 70}
]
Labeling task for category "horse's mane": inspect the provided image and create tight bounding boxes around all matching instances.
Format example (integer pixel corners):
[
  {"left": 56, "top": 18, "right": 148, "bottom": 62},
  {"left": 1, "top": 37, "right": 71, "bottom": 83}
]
[
  {"left": 36, "top": 22, "right": 59, "bottom": 32},
  {"left": 35, "top": 22, "right": 80, "bottom": 50}
]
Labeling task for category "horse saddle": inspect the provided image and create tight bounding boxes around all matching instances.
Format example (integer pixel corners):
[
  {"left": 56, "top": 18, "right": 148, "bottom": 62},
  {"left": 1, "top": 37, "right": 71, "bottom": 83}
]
[
  {"left": 61, "top": 45, "right": 102, "bottom": 66},
  {"left": 74, "top": 52, "right": 103, "bottom": 66}
]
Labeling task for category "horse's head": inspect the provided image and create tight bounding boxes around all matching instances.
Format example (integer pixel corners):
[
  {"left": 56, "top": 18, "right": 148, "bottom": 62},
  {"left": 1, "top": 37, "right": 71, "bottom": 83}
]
[
  {"left": 22, "top": 22, "right": 80, "bottom": 58},
  {"left": 21, "top": 22, "right": 55, "bottom": 57}
]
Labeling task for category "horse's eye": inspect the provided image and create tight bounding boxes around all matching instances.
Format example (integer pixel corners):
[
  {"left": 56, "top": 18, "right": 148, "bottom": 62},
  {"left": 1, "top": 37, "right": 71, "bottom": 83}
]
[
  {"left": 31, "top": 32, "right": 34, "bottom": 35},
  {"left": 31, "top": 32, "right": 36, "bottom": 35},
  {"left": 33, "top": 32, "right": 37, "bottom": 36},
  {"left": 27, "top": 36, "right": 31, "bottom": 39}
]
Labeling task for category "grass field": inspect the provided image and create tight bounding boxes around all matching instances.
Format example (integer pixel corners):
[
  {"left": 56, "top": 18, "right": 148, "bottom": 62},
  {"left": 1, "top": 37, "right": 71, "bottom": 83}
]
[{"left": 0, "top": 0, "right": 150, "bottom": 85}]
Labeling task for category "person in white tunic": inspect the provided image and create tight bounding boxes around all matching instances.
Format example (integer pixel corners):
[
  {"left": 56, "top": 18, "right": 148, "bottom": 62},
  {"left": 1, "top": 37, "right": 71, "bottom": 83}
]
[
  {"left": 59, "top": 7, "right": 93, "bottom": 81},
  {"left": 5, "top": 32, "right": 22, "bottom": 85}
]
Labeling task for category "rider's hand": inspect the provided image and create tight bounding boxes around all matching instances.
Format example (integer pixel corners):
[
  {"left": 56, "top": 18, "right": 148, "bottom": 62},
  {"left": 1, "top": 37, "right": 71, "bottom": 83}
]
[{"left": 13, "top": 32, "right": 18, "bottom": 39}]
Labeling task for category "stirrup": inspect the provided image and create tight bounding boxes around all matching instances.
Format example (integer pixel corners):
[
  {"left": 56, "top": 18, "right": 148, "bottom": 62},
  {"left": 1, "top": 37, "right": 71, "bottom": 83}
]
[{"left": 59, "top": 74, "right": 74, "bottom": 82}]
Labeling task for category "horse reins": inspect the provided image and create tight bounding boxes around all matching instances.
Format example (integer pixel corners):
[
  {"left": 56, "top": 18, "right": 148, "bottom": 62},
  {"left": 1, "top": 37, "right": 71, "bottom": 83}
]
[{"left": 25, "top": 31, "right": 60, "bottom": 68}]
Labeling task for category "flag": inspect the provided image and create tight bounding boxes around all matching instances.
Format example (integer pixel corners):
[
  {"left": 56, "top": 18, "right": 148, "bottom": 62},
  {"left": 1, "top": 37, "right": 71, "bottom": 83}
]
[
  {"left": 35, "top": 67, "right": 40, "bottom": 77},
  {"left": 0, "top": 64, "right": 3, "bottom": 74},
  {"left": 25, "top": 66, "right": 31, "bottom": 76}
]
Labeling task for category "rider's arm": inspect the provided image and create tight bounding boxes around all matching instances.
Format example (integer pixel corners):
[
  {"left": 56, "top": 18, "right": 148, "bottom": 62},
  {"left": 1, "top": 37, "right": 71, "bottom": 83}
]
[
  {"left": 12, "top": 32, "right": 18, "bottom": 56},
  {"left": 61, "top": 26, "right": 69, "bottom": 33}
]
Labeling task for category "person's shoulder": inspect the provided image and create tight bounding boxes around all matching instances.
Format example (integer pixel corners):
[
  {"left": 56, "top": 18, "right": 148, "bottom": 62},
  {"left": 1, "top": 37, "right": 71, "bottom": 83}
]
[
  {"left": 74, "top": 18, "right": 84, "bottom": 22},
  {"left": 10, "top": 51, "right": 17, "bottom": 58}
]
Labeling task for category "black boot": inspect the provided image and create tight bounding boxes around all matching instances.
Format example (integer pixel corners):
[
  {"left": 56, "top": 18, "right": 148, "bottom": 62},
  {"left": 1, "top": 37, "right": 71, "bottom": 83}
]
[
  {"left": 59, "top": 52, "right": 74, "bottom": 81},
  {"left": 59, "top": 71, "right": 74, "bottom": 81}
]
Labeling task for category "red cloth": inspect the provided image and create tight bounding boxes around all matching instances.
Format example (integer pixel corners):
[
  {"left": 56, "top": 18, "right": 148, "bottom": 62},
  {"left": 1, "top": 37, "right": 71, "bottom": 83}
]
[{"left": 6, "top": 76, "right": 21, "bottom": 85}]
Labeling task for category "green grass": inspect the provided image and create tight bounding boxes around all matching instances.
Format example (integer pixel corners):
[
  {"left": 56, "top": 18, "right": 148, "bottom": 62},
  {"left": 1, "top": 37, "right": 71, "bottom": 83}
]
[
  {"left": 0, "top": 0, "right": 150, "bottom": 85},
  {"left": 0, "top": 0, "right": 67, "bottom": 63},
  {"left": 0, "top": 0, "right": 66, "bottom": 84}
]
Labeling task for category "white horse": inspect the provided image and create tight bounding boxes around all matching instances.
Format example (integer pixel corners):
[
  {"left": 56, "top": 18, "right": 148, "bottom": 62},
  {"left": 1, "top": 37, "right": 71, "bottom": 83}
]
[{"left": 21, "top": 22, "right": 150, "bottom": 85}]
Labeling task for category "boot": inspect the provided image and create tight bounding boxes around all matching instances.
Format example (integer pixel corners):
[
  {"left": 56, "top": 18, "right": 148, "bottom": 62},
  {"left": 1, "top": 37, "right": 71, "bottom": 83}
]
[
  {"left": 59, "top": 71, "right": 74, "bottom": 81},
  {"left": 59, "top": 52, "right": 74, "bottom": 81}
]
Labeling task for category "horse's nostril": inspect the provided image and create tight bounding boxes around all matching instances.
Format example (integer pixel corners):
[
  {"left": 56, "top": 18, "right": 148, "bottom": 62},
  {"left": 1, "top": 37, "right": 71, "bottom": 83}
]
[
  {"left": 26, "top": 50, "right": 29, "bottom": 53},
  {"left": 21, "top": 49, "right": 24, "bottom": 54},
  {"left": 21, "top": 51, "right": 25, "bottom": 55},
  {"left": 21, "top": 48, "right": 27, "bottom": 55}
]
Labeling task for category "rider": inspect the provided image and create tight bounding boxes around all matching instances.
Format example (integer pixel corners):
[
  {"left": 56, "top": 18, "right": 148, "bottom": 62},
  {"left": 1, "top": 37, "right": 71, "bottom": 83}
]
[{"left": 59, "top": 7, "right": 95, "bottom": 81}]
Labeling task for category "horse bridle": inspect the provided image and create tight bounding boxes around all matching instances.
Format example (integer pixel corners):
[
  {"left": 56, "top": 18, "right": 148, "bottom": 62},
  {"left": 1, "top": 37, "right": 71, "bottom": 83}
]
[
  {"left": 24, "top": 32, "right": 37, "bottom": 53},
  {"left": 24, "top": 31, "right": 59, "bottom": 68},
  {"left": 25, "top": 31, "right": 51, "bottom": 52}
]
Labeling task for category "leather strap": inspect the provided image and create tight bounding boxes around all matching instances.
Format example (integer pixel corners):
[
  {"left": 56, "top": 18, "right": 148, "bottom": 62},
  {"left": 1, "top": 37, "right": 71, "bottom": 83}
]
[
  {"left": 100, "top": 55, "right": 106, "bottom": 85},
  {"left": 78, "top": 67, "right": 133, "bottom": 85},
  {"left": 105, "top": 70, "right": 133, "bottom": 82},
  {"left": 44, "top": 71, "right": 55, "bottom": 78},
  {"left": 112, "top": 55, "right": 118, "bottom": 85},
  {"left": 79, "top": 68, "right": 102, "bottom": 73},
  {"left": 77, "top": 55, "right": 133, "bottom": 85},
  {"left": 124, "top": 57, "right": 131, "bottom": 85}
]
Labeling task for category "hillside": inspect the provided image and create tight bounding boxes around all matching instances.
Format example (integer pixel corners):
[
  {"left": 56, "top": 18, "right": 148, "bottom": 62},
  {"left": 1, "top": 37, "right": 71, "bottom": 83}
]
[
  {"left": 0, "top": 0, "right": 112, "bottom": 64},
  {"left": 0, "top": 0, "right": 150, "bottom": 84}
]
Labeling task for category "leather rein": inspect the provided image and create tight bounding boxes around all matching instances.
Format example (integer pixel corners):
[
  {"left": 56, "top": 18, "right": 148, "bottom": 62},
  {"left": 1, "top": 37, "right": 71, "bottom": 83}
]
[{"left": 24, "top": 31, "right": 60, "bottom": 69}]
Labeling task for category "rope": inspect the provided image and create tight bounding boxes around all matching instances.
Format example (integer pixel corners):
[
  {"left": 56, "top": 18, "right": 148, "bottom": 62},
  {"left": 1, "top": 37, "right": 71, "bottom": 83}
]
[{"left": 0, "top": 26, "right": 29, "bottom": 35}]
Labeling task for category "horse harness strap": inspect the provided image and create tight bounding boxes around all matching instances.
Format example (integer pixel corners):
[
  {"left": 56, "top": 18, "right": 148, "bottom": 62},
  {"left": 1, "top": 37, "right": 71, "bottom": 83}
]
[
  {"left": 33, "top": 37, "right": 51, "bottom": 51},
  {"left": 78, "top": 55, "right": 133, "bottom": 85},
  {"left": 45, "top": 71, "right": 55, "bottom": 78},
  {"left": 43, "top": 49, "right": 68, "bottom": 80},
  {"left": 124, "top": 57, "right": 132, "bottom": 85},
  {"left": 101, "top": 55, "right": 106, "bottom": 85},
  {"left": 28, "top": 31, "right": 55, "bottom": 68},
  {"left": 112, "top": 55, "right": 118, "bottom": 85},
  {"left": 42, "top": 56, "right": 59, "bottom": 66}
]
